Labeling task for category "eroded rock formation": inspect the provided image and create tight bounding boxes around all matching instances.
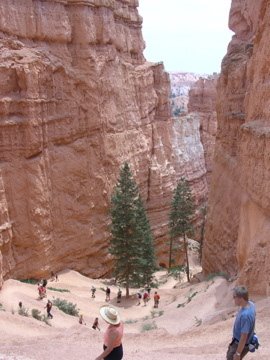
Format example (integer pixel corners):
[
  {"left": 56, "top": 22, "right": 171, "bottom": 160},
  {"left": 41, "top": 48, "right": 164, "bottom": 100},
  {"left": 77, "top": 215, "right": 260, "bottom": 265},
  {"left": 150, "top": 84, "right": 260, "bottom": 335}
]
[
  {"left": 203, "top": 0, "right": 270, "bottom": 295},
  {"left": 188, "top": 76, "right": 218, "bottom": 186},
  {"left": 0, "top": 0, "right": 209, "bottom": 284},
  {"left": 169, "top": 72, "right": 202, "bottom": 115}
]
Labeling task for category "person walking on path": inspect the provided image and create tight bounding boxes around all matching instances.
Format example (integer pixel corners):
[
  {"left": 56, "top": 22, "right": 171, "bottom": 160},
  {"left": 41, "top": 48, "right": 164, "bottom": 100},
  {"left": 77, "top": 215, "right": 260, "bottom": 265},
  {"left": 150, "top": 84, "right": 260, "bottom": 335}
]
[
  {"left": 95, "top": 306, "right": 124, "bottom": 360},
  {"left": 105, "top": 287, "right": 111, "bottom": 302},
  {"left": 38, "top": 282, "right": 46, "bottom": 300},
  {"left": 117, "top": 288, "right": 122, "bottom": 303},
  {"left": 143, "top": 291, "right": 149, "bottom": 306},
  {"left": 79, "top": 314, "right": 86, "bottom": 325},
  {"left": 45, "top": 300, "right": 53, "bottom": 319},
  {"left": 92, "top": 317, "right": 101, "bottom": 331},
  {"left": 226, "top": 286, "right": 256, "bottom": 360},
  {"left": 91, "top": 286, "right": 97, "bottom": 298},
  {"left": 153, "top": 291, "right": 160, "bottom": 308},
  {"left": 136, "top": 292, "right": 142, "bottom": 306}
]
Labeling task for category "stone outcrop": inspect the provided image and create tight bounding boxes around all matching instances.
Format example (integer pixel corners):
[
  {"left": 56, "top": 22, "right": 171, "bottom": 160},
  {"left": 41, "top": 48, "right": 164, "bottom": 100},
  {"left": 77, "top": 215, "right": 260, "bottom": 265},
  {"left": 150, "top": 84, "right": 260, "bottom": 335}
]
[
  {"left": 188, "top": 76, "right": 218, "bottom": 186},
  {"left": 0, "top": 0, "right": 208, "bottom": 284},
  {"left": 170, "top": 72, "right": 218, "bottom": 190},
  {"left": 169, "top": 72, "right": 203, "bottom": 115},
  {"left": 203, "top": 0, "right": 270, "bottom": 295}
]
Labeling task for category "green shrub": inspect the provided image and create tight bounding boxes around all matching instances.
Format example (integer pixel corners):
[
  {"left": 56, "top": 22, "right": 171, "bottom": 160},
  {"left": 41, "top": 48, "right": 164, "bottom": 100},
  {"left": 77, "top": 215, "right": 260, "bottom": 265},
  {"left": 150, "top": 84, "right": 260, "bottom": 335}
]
[
  {"left": 187, "top": 291, "right": 198, "bottom": 303},
  {"left": 18, "top": 306, "right": 29, "bottom": 317},
  {"left": 194, "top": 316, "right": 202, "bottom": 327},
  {"left": 141, "top": 321, "right": 157, "bottom": 332},
  {"left": 150, "top": 310, "right": 164, "bottom": 318},
  {"left": 168, "top": 265, "right": 186, "bottom": 280},
  {"left": 53, "top": 298, "right": 79, "bottom": 316},
  {"left": 20, "top": 279, "right": 38, "bottom": 285},
  {"left": 32, "top": 308, "right": 42, "bottom": 320},
  {"left": 31, "top": 309, "right": 51, "bottom": 326},
  {"left": 125, "top": 319, "right": 138, "bottom": 324},
  {"left": 47, "top": 287, "right": 70, "bottom": 293},
  {"left": 177, "top": 302, "right": 185, "bottom": 308}
]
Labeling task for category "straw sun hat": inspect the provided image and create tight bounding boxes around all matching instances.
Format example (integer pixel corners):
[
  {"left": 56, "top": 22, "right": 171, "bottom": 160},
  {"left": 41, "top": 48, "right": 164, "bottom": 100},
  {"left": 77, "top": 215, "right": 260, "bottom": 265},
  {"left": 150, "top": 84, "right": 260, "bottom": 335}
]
[{"left": 99, "top": 305, "right": 121, "bottom": 325}]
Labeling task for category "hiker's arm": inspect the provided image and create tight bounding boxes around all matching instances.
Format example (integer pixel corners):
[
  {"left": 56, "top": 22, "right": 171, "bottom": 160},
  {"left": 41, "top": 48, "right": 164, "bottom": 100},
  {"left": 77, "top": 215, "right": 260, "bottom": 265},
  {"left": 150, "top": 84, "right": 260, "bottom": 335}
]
[
  {"left": 95, "top": 332, "right": 117, "bottom": 360},
  {"left": 233, "top": 333, "right": 248, "bottom": 359}
]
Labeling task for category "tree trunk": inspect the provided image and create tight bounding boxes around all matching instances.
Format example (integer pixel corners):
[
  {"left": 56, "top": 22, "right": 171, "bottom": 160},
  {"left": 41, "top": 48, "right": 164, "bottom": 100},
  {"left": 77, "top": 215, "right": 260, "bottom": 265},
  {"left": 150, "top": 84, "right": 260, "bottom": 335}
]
[
  {"left": 199, "top": 219, "right": 205, "bottom": 264},
  {"left": 125, "top": 283, "right": 129, "bottom": 298},
  {"left": 168, "top": 237, "right": 173, "bottom": 269},
  {"left": 199, "top": 205, "right": 207, "bottom": 264},
  {"left": 183, "top": 233, "right": 190, "bottom": 282}
]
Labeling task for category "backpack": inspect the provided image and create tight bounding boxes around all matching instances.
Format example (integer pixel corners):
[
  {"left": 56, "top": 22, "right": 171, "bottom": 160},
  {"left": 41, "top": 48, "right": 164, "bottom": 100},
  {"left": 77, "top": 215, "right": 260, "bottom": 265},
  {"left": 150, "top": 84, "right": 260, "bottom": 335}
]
[{"left": 248, "top": 334, "right": 260, "bottom": 352}]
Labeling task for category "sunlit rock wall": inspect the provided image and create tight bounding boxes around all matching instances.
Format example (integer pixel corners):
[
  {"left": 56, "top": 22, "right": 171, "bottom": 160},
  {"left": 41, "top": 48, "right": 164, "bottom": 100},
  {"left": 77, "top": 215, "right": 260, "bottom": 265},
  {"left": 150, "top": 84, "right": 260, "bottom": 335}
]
[
  {"left": 188, "top": 76, "right": 218, "bottom": 187},
  {"left": 203, "top": 0, "right": 270, "bottom": 295},
  {"left": 0, "top": 0, "right": 210, "bottom": 283}
]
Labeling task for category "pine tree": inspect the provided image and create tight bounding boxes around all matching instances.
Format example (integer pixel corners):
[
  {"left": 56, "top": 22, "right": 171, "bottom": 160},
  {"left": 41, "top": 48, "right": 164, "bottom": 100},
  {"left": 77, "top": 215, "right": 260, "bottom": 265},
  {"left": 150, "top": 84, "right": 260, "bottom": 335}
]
[
  {"left": 135, "top": 196, "right": 156, "bottom": 286},
  {"left": 168, "top": 177, "right": 195, "bottom": 282},
  {"left": 109, "top": 163, "right": 155, "bottom": 297}
]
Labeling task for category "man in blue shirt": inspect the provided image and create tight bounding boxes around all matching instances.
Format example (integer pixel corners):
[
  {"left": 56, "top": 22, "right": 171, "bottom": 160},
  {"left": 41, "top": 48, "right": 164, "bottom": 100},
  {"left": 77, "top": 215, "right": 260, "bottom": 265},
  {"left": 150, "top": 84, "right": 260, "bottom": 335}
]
[{"left": 227, "top": 286, "right": 256, "bottom": 360}]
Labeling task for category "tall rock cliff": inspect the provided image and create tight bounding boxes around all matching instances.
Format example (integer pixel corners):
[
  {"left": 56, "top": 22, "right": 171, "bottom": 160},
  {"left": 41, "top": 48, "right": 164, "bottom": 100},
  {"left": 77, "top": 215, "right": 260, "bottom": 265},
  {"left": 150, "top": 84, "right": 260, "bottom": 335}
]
[
  {"left": 188, "top": 76, "right": 218, "bottom": 187},
  {"left": 203, "top": 0, "right": 270, "bottom": 295},
  {"left": 0, "top": 0, "right": 208, "bottom": 284}
]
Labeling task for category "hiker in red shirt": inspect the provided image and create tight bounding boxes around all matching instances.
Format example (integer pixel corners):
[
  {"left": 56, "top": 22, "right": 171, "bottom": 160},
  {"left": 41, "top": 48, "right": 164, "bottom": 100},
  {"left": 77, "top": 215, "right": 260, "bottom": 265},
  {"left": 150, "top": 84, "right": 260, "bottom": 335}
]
[
  {"left": 143, "top": 291, "right": 149, "bottom": 306},
  {"left": 154, "top": 291, "right": 160, "bottom": 308}
]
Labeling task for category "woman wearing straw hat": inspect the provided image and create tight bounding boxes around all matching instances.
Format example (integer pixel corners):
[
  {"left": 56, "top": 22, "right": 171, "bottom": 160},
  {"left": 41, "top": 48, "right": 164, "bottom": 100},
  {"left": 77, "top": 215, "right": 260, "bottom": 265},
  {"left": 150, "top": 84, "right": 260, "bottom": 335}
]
[{"left": 95, "top": 305, "right": 124, "bottom": 360}]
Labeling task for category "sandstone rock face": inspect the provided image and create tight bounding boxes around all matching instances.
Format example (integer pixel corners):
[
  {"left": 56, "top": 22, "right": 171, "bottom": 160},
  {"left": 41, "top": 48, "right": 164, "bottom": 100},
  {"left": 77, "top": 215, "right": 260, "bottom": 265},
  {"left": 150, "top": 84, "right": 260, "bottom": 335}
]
[
  {"left": 169, "top": 73, "right": 216, "bottom": 239},
  {"left": 203, "top": 0, "right": 270, "bottom": 295},
  {"left": 188, "top": 76, "right": 218, "bottom": 186},
  {"left": 0, "top": 0, "right": 208, "bottom": 284},
  {"left": 169, "top": 72, "right": 202, "bottom": 115}
]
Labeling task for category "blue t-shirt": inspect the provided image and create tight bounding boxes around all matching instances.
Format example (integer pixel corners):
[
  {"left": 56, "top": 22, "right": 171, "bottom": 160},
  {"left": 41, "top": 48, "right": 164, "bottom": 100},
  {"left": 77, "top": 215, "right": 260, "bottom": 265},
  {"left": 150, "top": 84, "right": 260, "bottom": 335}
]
[{"left": 233, "top": 301, "right": 256, "bottom": 343}]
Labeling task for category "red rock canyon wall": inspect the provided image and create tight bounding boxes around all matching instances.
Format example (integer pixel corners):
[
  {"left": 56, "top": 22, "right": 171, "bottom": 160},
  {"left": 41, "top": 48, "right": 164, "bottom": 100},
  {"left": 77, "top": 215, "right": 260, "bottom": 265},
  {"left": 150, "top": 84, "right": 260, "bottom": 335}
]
[
  {"left": 188, "top": 76, "right": 218, "bottom": 187},
  {"left": 203, "top": 0, "right": 270, "bottom": 295},
  {"left": 0, "top": 0, "right": 208, "bottom": 285}
]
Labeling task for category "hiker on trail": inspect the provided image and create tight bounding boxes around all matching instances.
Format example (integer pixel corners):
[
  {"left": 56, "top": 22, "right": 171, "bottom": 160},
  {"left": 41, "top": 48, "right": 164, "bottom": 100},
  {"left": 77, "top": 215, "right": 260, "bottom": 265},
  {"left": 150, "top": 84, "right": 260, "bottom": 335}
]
[
  {"left": 91, "top": 286, "right": 96, "bottom": 298},
  {"left": 147, "top": 286, "right": 151, "bottom": 295},
  {"left": 95, "top": 306, "right": 123, "bottom": 360},
  {"left": 136, "top": 292, "right": 142, "bottom": 306},
  {"left": 18, "top": 301, "right": 23, "bottom": 309},
  {"left": 143, "top": 291, "right": 149, "bottom": 306},
  {"left": 226, "top": 286, "right": 256, "bottom": 360},
  {"left": 55, "top": 273, "right": 59, "bottom": 281},
  {"left": 45, "top": 300, "right": 53, "bottom": 319},
  {"left": 117, "top": 288, "right": 122, "bottom": 303},
  {"left": 79, "top": 314, "right": 86, "bottom": 325},
  {"left": 92, "top": 317, "right": 100, "bottom": 331},
  {"left": 38, "top": 282, "right": 46, "bottom": 300},
  {"left": 153, "top": 291, "right": 160, "bottom": 308},
  {"left": 105, "top": 287, "right": 111, "bottom": 302}
]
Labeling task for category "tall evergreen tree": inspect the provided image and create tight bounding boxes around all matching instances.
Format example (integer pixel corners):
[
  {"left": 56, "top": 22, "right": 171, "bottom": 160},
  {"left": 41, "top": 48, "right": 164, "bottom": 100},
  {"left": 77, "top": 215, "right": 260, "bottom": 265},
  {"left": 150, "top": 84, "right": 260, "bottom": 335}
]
[
  {"left": 135, "top": 195, "right": 156, "bottom": 285},
  {"left": 168, "top": 177, "right": 195, "bottom": 282},
  {"left": 109, "top": 162, "right": 155, "bottom": 297}
]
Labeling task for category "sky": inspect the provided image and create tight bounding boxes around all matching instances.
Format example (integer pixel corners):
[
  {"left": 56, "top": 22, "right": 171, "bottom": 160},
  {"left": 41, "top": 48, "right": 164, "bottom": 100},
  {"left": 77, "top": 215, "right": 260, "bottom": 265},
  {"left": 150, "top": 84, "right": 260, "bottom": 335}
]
[{"left": 138, "top": 0, "right": 234, "bottom": 74}]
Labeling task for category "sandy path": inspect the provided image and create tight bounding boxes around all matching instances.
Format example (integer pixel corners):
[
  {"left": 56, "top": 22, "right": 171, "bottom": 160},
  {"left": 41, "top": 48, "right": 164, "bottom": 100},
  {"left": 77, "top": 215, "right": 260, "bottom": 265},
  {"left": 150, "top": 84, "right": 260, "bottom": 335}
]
[{"left": 0, "top": 270, "right": 269, "bottom": 360}]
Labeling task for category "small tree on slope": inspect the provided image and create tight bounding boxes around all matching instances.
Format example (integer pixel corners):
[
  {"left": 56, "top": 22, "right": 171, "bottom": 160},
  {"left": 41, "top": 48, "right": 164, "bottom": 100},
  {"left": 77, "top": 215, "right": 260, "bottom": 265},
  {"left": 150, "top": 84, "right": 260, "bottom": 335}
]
[
  {"left": 168, "top": 177, "right": 195, "bottom": 282},
  {"left": 109, "top": 162, "right": 156, "bottom": 297}
]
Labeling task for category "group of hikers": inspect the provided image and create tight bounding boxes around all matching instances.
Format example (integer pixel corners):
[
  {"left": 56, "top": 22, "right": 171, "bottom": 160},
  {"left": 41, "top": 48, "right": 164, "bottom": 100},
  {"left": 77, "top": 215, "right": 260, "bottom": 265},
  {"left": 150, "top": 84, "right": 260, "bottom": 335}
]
[
  {"left": 91, "top": 284, "right": 161, "bottom": 308},
  {"left": 136, "top": 288, "right": 160, "bottom": 308}
]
